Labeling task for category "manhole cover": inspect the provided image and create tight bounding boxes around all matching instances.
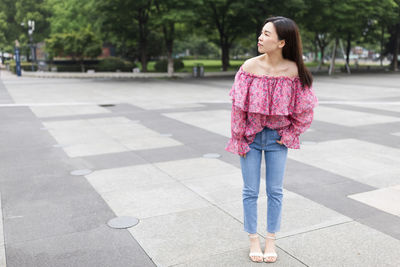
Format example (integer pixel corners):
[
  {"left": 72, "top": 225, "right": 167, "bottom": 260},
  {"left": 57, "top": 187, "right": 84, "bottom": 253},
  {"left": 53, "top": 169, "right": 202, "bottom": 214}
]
[
  {"left": 70, "top": 169, "right": 93, "bottom": 176},
  {"left": 53, "top": 144, "right": 68, "bottom": 148},
  {"left": 99, "top": 104, "right": 115, "bottom": 107},
  {"left": 203, "top": 153, "right": 221, "bottom": 158},
  {"left": 107, "top": 216, "right": 139, "bottom": 229}
]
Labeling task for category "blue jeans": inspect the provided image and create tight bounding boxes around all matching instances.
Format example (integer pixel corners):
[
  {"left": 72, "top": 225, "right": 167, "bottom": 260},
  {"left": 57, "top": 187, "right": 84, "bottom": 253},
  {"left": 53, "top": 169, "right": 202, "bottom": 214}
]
[{"left": 240, "top": 126, "right": 288, "bottom": 234}]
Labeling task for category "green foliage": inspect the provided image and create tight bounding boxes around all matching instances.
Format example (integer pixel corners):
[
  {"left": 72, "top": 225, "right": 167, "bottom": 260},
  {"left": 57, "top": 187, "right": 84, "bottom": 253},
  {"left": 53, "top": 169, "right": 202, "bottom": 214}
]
[
  {"left": 46, "top": 0, "right": 100, "bottom": 34},
  {"left": 97, "top": 57, "right": 137, "bottom": 71},
  {"left": 45, "top": 27, "right": 102, "bottom": 60},
  {"left": 1, "top": 0, "right": 399, "bottom": 72},
  {"left": 8, "top": 61, "right": 38, "bottom": 73},
  {"left": 154, "top": 58, "right": 184, "bottom": 72}
]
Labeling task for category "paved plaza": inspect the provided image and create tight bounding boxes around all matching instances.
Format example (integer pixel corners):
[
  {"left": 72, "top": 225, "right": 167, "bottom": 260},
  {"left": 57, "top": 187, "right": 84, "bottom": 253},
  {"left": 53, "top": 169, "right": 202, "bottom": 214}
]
[{"left": 0, "top": 70, "right": 400, "bottom": 266}]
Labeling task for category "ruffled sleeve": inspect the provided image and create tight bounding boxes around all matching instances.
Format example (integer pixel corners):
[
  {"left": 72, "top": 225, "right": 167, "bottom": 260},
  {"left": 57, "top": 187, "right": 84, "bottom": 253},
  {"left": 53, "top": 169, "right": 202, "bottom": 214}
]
[
  {"left": 277, "top": 81, "right": 318, "bottom": 149},
  {"left": 225, "top": 103, "right": 250, "bottom": 155},
  {"left": 225, "top": 65, "right": 318, "bottom": 153}
]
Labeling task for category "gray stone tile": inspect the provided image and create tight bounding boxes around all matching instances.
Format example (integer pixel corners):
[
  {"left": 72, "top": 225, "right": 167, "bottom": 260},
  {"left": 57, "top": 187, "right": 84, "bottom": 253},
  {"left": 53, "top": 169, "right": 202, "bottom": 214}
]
[
  {"left": 5, "top": 225, "right": 156, "bottom": 267},
  {"left": 278, "top": 221, "right": 400, "bottom": 267},
  {"left": 173, "top": 246, "right": 306, "bottom": 266},
  {"left": 128, "top": 206, "right": 249, "bottom": 266}
]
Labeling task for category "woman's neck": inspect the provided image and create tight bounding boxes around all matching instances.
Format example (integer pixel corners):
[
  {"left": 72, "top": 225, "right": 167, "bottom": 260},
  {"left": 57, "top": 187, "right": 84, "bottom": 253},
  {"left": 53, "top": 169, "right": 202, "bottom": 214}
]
[{"left": 262, "top": 51, "right": 284, "bottom": 68}]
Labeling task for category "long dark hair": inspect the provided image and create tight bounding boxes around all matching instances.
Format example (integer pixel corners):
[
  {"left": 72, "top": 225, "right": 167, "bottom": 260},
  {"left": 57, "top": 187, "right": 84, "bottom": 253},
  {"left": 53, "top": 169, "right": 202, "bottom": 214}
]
[{"left": 263, "top": 16, "right": 313, "bottom": 88}]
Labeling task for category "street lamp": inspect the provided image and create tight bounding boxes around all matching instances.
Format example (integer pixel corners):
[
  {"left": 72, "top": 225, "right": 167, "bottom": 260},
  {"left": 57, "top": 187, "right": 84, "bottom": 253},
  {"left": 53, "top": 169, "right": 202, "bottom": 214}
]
[
  {"left": 21, "top": 20, "right": 36, "bottom": 71},
  {"left": 28, "top": 20, "right": 35, "bottom": 71}
]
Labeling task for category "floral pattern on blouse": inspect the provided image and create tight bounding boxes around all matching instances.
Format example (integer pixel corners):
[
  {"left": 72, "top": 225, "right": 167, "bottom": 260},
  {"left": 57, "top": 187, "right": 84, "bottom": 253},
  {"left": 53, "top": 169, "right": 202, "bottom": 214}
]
[{"left": 225, "top": 65, "right": 319, "bottom": 155}]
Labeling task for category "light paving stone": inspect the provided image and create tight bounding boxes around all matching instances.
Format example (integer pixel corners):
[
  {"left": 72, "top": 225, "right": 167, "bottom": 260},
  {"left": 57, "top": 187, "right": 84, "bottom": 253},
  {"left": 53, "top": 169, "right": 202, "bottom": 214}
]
[
  {"left": 85, "top": 163, "right": 212, "bottom": 219},
  {"left": 350, "top": 103, "right": 400, "bottom": 113},
  {"left": 287, "top": 138, "right": 400, "bottom": 188},
  {"left": 122, "top": 135, "right": 182, "bottom": 151},
  {"left": 85, "top": 164, "right": 176, "bottom": 194},
  {"left": 277, "top": 221, "right": 400, "bottom": 267},
  {"left": 181, "top": 171, "right": 243, "bottom": 205},
  {"left": 391, "top": 132, "right": 400, "bottom": 137},
  {"left": 0, "top": 194, "right": 4, "bottom": 246},
  {"left": 127, "top": 206, "right": 254, "bottom": 267},
  {"left": 99, "top": 180, "right": 211, "bottom": 219},
  {"left": 348, "top": 185, "right": 400, "bottom": 217},
  {"left": 154, "top": 157, "right": 239, "bottom": 181},
  {"left": 63, "top": 141, "right": 129, "bottom": 158},
  {"left": 173, "top": 247, "right": 305, "bottom": 267},
  {"left": 314, "top": 81, "right": 400, "bottom": 101},
  {"left": 219, "top": 188, "right": 352, "bottom": 236},
  {"left": 43, "top": 117, "right": 183, "bottom": 157},
  {"left": 0, "top": 245, "right": 4, "bottom": 267},
  {"left": 29, "top": 105, "right": 111, "bottom": 118},
  {"left": 162, "top": 110, "right": 231, "bottom": 137},
  {"left": 313, "top": 106, "right": 400, "bottom": 126},
  {"left": 0, "top": 193, "right": 6, "bottom": 267}
]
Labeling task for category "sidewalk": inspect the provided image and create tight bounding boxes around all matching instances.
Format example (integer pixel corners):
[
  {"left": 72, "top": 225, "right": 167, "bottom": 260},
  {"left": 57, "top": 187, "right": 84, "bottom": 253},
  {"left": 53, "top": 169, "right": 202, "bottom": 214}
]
[
  {"left": 18, "top": 70, "right": 237, "bottom": 79},
  {"left": 0, "top": 72, "right": 400, "bottom": 266}
]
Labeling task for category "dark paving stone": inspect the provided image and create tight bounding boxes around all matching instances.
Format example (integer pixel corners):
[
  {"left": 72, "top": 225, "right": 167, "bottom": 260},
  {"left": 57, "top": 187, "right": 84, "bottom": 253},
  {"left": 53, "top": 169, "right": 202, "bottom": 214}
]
[
  {"left": 0, "top": 80, "right": 157, "bottom": 266},
  {"left": 6, "top": 225, "right": 155, "bottom": 267}
]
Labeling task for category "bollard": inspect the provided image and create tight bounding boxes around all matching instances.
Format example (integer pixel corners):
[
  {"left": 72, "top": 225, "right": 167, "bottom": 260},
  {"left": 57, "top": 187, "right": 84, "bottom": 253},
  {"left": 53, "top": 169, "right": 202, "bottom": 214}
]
[
  {"left": 192, "top": 66, "right": 198, "bottom": 77},
  {"left": 199, "top": 65, "right": 204, "bottom": 77}
]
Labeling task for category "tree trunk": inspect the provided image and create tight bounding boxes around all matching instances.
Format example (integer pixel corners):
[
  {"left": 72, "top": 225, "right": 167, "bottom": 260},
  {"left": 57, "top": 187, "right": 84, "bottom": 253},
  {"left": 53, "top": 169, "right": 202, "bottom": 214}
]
[
  {"left": 164, "top": 23, "right": 174, "bottom": 77},
  {"left": 329, "top": 37, "right": 339, "bottom": 75},
  {"left": 345, "top": 32, "right": 351, "bottom": 65},
  {"left": 137, "top": 3, "right": 150, "bottom": 73},
  {"left": 80, "top": 59, "right": 85, "bottom": 73},
  {"left": 340, "top": 38, "right": 351, "bottom": 74},
  {"left": 316, "top": 33, "right": 326, "bottom": 71},
  {"left": 221, "top": 38, "right": 230, "bottom": 71},
  {"left": 138, "top": 29, "right": 148, "bottom": 72},
  {"left": 167, "top": 48, "right": 173, "bottom": 77},
  {"left": 393, "top": 23, "right": 399, "bottom": 71},
  {"left": 380, "top": 24, "right": 384, "bottom": 67},
  {"left": 140, "top": 46, "right": 148, "bottom": 72},
  {"left": 314, "top": 38, "right": 319, "bottom": 63}
]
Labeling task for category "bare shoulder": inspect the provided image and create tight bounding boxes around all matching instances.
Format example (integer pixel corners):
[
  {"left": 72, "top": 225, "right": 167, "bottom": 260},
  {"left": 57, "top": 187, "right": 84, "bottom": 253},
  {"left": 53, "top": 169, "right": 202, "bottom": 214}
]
[
  {"left": 286, "top": 60, "right": 299, "bottom": 77},
  {"left": 241, "top": 56, "right": 263, "bottom": 73}
]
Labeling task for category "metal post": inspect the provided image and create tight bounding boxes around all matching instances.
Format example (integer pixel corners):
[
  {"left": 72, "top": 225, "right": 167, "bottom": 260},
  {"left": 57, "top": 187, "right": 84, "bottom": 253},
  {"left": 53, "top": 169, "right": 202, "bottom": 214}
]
[
  {"left": 28, "top": 20, "right": 35, "bottom": 71},
  {"left": 15, "top": 40, "right": 21, "bottom": 77}
]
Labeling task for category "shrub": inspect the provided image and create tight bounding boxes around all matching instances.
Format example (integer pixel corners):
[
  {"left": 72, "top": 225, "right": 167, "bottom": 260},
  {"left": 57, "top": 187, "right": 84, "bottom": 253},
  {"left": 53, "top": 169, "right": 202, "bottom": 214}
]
[
  {"left": 154, "top": 58, "right": 184, "bottom": 72},
  {"left": 8, "top": 61, "right": 38, "bottom": 73},
  {"left": 96, "top": 57, "right": 136, "bottom": 72}
]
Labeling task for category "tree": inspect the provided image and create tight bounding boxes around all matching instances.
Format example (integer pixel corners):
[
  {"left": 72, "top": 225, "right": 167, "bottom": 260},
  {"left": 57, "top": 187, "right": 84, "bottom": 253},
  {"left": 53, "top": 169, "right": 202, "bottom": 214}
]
[
  {"left": 154, "top": 0, "right": 196, "bottom": 76},
  {"left": 0, "top": 11, "right": 7, "bottom": 62},
  {"left": 195, "top": 0, "right": 251, "bottom": 71},
  {"left": 46, "top": 27, "right": 102, "bottom": 72},
  {"left": 96, "top": 0, "right": 154, "bottom": 72}
]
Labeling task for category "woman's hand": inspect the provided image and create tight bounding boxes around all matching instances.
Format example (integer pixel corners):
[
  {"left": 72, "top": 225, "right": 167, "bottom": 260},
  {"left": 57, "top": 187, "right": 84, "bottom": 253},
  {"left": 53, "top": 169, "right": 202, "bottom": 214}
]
[
  {"left": 239, "top": 153, "right": 246, "bottom": 158},
  {"left": 276, "top": 140, "right": 285, "bottom": 146}
]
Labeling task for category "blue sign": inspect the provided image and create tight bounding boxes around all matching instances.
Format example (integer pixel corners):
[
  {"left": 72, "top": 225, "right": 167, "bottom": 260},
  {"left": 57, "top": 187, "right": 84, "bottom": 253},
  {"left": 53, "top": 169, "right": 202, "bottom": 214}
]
[{"left": 15, "top": 48, "right": 21, "bottom": 76}]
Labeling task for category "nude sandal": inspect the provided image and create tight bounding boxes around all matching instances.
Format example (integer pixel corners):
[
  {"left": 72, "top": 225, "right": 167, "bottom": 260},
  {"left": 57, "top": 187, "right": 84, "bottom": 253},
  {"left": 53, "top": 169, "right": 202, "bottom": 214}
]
[
  {"left": 263, "top": 235, "right": 278, "bottom": 263},
  {"left": 248, "top": 234, "right": 264, "bottom": 263}
]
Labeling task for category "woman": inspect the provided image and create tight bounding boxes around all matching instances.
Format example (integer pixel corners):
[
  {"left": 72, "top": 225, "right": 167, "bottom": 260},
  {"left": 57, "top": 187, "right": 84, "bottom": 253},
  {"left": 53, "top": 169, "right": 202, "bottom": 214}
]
[{"left": 225, "top": 16, "right": 318, "bottom": 263}]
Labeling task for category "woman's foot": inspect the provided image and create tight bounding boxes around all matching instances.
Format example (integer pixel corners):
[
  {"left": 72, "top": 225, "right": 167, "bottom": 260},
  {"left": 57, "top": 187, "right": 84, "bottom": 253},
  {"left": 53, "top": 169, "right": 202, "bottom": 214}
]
[
  {"left": 263, "top": 233, "right": 277, "bottom": 263},
  {"left": 248, "top": 234, "right": 264, "bottom": 263}
]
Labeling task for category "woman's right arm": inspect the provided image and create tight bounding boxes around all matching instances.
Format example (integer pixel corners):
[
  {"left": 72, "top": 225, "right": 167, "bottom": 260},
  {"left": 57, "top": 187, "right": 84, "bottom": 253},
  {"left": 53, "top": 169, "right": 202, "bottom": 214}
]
[{"left": 225, "top": 103, "right": 249, "bottom": 157}]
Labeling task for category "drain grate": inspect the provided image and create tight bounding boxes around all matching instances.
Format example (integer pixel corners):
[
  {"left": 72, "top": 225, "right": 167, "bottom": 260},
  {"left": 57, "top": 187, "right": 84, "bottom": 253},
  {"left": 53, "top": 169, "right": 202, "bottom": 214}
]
[{"left": 99, "top": 104, "right": 115, "bottom": 107}]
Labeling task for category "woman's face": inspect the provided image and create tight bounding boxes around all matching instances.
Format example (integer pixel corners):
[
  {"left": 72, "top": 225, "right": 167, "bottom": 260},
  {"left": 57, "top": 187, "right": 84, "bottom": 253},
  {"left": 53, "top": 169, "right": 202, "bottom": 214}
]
[{"left": 257, "top": 22, "right": 285, "bottom": 53}]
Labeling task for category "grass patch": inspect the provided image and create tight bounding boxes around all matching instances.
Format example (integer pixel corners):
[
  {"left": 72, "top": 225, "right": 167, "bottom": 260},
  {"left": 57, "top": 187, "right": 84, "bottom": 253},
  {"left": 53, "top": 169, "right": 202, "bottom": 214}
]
[{"left": 137, "top": 59, "right": 386, "bottom": 72}]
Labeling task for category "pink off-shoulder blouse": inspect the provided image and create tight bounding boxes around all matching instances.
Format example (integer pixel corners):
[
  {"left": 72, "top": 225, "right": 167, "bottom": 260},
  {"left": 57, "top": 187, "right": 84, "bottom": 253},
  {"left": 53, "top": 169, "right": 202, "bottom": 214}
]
[{"left": 225, "top": 65, "right": 319, "bottom": 155}]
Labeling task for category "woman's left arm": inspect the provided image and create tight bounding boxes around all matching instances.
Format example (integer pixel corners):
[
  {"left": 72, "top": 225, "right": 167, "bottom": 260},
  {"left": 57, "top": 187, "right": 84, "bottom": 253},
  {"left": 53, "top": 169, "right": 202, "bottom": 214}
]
[{"left": 277, "top": 108, "right": 314, "bottom": 149}]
